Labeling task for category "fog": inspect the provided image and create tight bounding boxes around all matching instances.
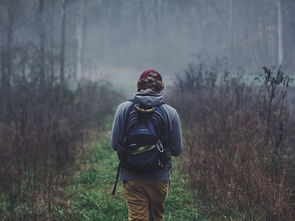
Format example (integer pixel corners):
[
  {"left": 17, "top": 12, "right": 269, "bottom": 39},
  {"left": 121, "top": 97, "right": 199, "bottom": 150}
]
[
  {"left": 1, "top": 0, "right": 294, "bottom": 86},
  {"left": 78, "top": 0, "right": 295, "bottom": 77},
  {"left": 1, "top": 2, "right": 295, "bottom": 219}
]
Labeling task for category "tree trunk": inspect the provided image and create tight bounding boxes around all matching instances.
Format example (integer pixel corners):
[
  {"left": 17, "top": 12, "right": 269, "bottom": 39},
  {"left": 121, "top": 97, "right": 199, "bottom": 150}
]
[
  {"left": 49, "top": 1, "right": 55, "bottom": 84},
  {"left": 39, "top": 0, "right": 45, "bottom": 87},
  {"left": 154, "top": 0, "right": 161, "bottom": 38},
  {"left": 60, "top": 0, "right": 67, "bottom": 83},
  {"left": 75, "top": 0, "right": 85, "bottom": 80},
  {"left": 5, "top": 0, "right": 14, "bottom": 90},
  {"left": 277, "top": 0, "right": 283, "bottom": 65},
  {"left": 228, "top": 0, "right": 233, "bottom": 65}
]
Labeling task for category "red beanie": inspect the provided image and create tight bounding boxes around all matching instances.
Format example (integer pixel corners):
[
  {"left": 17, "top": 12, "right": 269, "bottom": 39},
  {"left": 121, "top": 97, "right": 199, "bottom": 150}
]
[{"left": 139, "top": 70, "right": 162, "bottom": 82}]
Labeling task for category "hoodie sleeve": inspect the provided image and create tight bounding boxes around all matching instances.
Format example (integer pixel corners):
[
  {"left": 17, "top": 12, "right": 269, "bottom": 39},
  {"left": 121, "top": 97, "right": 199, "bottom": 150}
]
[
  {"left": 168, "top": 111, "right": 183, "bottom": 156},
  {"left": 111, "top": 102, "right": 131, "bottom": 150}
]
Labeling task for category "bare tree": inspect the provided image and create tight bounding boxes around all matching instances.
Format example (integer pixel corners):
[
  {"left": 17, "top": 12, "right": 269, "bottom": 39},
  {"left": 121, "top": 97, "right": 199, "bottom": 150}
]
[
  {"left": 75, "top": 0, "right": 85, "bottom": 80},
  {"left": 277, "top": 0, "right": 283, "bottom": 65},
  {"left": 39, "top": 0, "right": 45, "bottom": 86},
  {"left": 60, "top": 0, "right": 68, "bottom": 83}
]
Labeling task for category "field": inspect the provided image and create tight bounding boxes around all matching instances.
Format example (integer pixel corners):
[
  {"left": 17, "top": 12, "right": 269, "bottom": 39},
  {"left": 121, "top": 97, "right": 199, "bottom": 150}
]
[
  {"left": 53, "top": 136, "right": 204, "bottom": 221},
  {"left": 1, "top": 64, "right": 295, "bottom": 221}
]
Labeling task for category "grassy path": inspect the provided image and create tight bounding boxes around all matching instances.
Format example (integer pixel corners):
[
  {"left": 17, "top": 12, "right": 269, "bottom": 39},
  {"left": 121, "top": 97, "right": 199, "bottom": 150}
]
[{"left": 57, "top": 138, "right": 208, "bottom": 221}]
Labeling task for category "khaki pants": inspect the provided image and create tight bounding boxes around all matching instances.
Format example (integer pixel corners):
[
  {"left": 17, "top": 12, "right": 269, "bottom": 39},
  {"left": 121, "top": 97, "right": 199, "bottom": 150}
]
[{"left": 123, "top": 180, "right": 169, "bottom": 221}]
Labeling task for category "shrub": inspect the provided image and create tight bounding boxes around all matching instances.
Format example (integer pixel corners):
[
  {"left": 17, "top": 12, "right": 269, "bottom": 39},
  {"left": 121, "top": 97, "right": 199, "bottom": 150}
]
[
  {"left": 169, "top": 60, "right": 295, "bottom": 220},
  {"left": 0, "top": 80, "right": 122, "bottom": 220}
]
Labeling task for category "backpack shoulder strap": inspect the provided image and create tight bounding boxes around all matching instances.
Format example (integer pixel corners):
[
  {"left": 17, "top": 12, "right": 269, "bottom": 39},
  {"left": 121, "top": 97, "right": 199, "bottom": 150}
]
[
  {"left": 118, "top": 101, "right": 136, "bottom": 147},
  {"left": 154, "top": 104, "right": 169, "bottom": 145}
]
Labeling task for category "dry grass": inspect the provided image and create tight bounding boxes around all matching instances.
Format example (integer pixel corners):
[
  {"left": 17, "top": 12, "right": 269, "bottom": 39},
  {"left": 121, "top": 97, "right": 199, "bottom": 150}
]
[
  {"left": 169, "top": 61, "right": 295, "bottom": 220},
  {"left": 0, "top": 81, "right": 121, "bottom": 220}
]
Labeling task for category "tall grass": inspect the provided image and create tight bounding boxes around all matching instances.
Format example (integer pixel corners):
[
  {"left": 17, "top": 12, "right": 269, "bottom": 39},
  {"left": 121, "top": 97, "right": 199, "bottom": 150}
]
[
  {"left": 0, "top": 59, "right": 122, "bottom": 221},
  {"left": 169, "top": 60, "right": 295, "bottom": 220},
  {"left": 0, "top": 80, "right": 121, "bottom": 220}
]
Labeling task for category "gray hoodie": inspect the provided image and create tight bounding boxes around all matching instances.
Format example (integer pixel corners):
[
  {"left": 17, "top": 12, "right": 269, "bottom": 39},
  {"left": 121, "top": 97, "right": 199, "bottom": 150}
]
[{"left": 111, "top": 90, "right": 183, "bottom": 181}]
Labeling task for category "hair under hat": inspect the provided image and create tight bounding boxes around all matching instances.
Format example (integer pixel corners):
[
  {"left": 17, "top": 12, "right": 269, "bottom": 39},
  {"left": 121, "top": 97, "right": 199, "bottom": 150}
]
[{"left": 137, "top": 70, "right": 164, "bottom": 93}]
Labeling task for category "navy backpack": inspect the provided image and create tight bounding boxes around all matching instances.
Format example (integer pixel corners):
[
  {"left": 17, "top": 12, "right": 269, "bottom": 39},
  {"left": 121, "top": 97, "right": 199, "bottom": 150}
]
[{"left": 112, "top": 98, "right": 170, "bottom": 195}]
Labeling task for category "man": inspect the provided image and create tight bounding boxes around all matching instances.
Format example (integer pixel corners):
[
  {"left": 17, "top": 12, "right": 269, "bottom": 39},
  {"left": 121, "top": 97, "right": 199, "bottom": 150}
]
[{"left": 111, "top": 70, "right": 183, "bottom": 221}]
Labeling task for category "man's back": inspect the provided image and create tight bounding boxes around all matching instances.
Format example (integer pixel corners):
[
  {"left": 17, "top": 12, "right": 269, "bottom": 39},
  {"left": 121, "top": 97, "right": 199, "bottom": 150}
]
[{"left": 112, "top": 90, "right": 183, "bottom": 181}]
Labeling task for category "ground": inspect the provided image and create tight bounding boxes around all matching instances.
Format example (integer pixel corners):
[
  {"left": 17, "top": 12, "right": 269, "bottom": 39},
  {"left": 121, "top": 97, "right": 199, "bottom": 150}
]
[{"left": 56, "top": 137, "right": 207, "bottom": 221}]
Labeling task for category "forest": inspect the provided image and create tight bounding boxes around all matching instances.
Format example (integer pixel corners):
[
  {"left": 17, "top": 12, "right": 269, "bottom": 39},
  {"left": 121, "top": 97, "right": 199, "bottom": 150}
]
[{"left": 0, "top": 0, "right": 294, "bottom": 221}]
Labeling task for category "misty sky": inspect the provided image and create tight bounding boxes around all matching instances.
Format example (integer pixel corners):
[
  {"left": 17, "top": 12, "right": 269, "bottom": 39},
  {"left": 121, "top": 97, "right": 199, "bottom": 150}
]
[
  {"left": 1, "top": 0, "right": 294, "bottom": 89},
  {"left": 78, "top": 0, "right": 295, "bottom": 83}
]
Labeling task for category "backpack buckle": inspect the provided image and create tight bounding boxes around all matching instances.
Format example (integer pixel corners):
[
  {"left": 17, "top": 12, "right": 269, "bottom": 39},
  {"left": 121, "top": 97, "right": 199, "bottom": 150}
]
[{"left": 156, "top": 140, "right": 164, "bottom": 153}]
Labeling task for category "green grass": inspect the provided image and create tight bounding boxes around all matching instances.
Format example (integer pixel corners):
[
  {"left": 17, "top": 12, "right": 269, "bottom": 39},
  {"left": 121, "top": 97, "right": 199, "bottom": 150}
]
[
  {"left": 57, "top": 138, "right": 207, "bottom": 221},
  {"left": 0, "top": 136, "right": 253, "bottom": 220}
]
